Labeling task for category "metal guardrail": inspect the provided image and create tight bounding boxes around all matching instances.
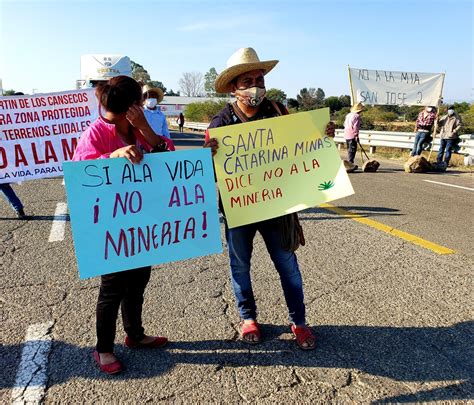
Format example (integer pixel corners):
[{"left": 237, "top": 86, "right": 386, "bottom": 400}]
[
  {"left": 183, "top": 122, "right": 208, "bottom": 131},
  {"left": 334, "top": 129, "right": 474, "bottom": 157},
  {"left": 180, "top": 121, "right": 474, "bottom": 162}
]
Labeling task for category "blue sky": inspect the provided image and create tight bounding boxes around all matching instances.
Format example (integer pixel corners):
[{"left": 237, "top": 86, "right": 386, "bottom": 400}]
[{"left": 0, "top": 0, "right": 472, "bottom": 101}]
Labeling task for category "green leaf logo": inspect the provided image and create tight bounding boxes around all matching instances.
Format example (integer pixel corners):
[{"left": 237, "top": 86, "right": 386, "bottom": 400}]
[{"left": 318, "top": 180, "right": 335, "bottom": 191}]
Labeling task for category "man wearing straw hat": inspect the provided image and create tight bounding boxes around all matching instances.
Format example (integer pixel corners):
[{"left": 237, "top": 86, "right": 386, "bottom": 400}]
[
  {"left": 343, "top": 102, "right": 365, "bottom": 168},
  {"left": 204, "top": 47, "right": 316, "bottom": 350},
  {"left": 142, "top": 84, "right": 171, "bottom": 140}
]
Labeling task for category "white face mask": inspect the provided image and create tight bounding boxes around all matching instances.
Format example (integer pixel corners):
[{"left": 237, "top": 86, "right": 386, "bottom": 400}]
[
  {"left": 447, "top": 109, "right": 454, "bottom": 116},
  {"left": 426, "top": 107, "right": 433, "bottom": 112},
  {"left": 145, "top": 98, "right": 158, "bottom": 109}
]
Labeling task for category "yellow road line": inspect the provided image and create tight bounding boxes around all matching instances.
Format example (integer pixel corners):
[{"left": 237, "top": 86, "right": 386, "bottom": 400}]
[{"left": 319, "top": 203, "right": 456, "bottom": 255}]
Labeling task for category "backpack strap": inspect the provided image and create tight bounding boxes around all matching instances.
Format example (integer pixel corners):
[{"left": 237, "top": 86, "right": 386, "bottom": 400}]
[
  {"left": 270, "top": 100, "right": 282, "bottom": 116},
  {"left": 231, "top": 101, "right": 250, "bottom": 123}
]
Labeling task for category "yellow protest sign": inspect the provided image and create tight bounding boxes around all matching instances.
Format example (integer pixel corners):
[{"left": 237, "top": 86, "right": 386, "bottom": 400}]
[{"left": 209, "top": 108, "right": 354, "bottom": 228}]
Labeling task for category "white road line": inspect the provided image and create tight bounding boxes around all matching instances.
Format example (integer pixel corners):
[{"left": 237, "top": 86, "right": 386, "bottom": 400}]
[
  {"left": 11, "top": 321, "right": 54, "bottom": 405},
  {"left": 48, "top": 202, "right": 68, "bottom": 242},
  {"left": 423, "top": 179, "right": 474, "bottom": 192}
]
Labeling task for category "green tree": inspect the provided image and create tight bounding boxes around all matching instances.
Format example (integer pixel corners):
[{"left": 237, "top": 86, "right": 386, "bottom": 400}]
[
  {"left": 166, "top": 89, "right": 180, "bottom": 96},
  {"left": 130, "top": 60, "right": 151, "bottom": 83},
  {"left": 402, "top": 105, "right": 423, "bottom": 121},
  {"left": 338, "top": 95, "right": 351, "bottom": 108},
  {"left": 204, "top": 67, "right": 227, "bottom": 97},
  {"left": 3, "top": 89, "right": 16, "bottom": 96},
  {"left": 287, "top": 98, "right": 300, "bottom": 110},
  {"left": 297, "top": 88, "right": 317, "bottom": 110},
  {"left": 324, "top": 96, "right": 342, "bottom": 113},
  {"left": 184, "top": 100, "right": 228, "bottom": 122},
  {"left": 459, "top": 103, "right": 474, "bottom": 133},
  {"left": 315, "top": 88, "right": 325, "bottom": 107},
  {"left": 204, "top": 67, "right": 218, "bottom": 96},
  {"left": 148, "top": 80, "right": 166, "bottom": 94},
  {"left": 452, "top": 102, "right": 470, "bottom": 114},
  {"left": 266, "top": 88, "right": 287, "bottom": 103},
  {"left": 334, "top": 107, "right": 351, "bottom": 127},
  {"left": 296, "top": 87, "right": 325, "bottom": 110}
]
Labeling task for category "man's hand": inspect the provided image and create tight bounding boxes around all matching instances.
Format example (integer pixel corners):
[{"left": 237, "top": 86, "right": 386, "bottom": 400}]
[
  {"left": 203, "top": 137, "right": 219, "bottom": 156},
  {"left": 110, "top": 145, "right": 143, "bottom": 164},
  {"left": 126, "top": 105, "right": 148, "bottom": 130}
]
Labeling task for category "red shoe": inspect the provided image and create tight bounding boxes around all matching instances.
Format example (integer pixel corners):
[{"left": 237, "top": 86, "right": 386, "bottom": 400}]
[
  {"left": 291, "top": 325, "right": 316, "bottom": 350},
  {"left": 240, "top": 321, "right": 261, "bottom": 344},
  {"left": 93, "top": 351, "right": 122, "bottom": 374},
  {"left": 125, "top": 335, "right": 168, "bottom": 348}
]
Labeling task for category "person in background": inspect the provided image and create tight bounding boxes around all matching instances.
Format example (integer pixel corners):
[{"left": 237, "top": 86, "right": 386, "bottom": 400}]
[
  {"left": 73, "top": 76, "right": 170, "bottom": 375},
  {"left": 343, "top": 102, "right": 365, "bottom": 168},
  {"left": 204, "top": 47, "right": 315, "bottom": 350},
  {"left": 326, "top": 121, "right": 336, "bottom": 138},
  {"left": 177, "top": 112, "right": 185, "bottom": 133},
  {"left": 142, "top": 85, "right": 175, "bottom": 149},
  {"left": 1, "top": 92, "right": 27, "bottom": 219},
  {"left": 411, "top": 106, "right": 437, "bottom": 156},
  {"left": 437, "top": 106, "right": 462, "bottom": 166}
]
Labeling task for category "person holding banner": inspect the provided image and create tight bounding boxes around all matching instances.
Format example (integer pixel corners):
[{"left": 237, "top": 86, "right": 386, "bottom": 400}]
[
  {"left": 411, "top": 106, "right": 437, "bottom": 156},
  {"left": 204, "top": 47, "right": 315, "bottom": 350},
  {"left": 343, "top": 102, "right": 365, "bottom": 167},
  {"left": 437, "top": 106, "right": 462, "bottom": 165},
  {"left": 73, "top": 75, "right": 169, "bottom": 374}
]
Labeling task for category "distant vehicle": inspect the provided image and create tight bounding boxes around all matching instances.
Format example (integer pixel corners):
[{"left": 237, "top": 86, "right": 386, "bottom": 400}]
[{"left": 76, "top": 54, "right": 132, "bottom": 89}]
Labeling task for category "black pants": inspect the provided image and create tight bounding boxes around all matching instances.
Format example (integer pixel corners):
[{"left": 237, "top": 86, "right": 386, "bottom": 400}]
[
  {"left": 96, "top": 266, "right": 151, "bottom": 353},
  {"left": 346, "top": 139, "right": 358, "bottom": 163}
]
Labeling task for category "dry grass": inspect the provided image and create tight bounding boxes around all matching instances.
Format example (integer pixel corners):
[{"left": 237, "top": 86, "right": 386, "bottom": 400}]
[{"left": 343, "top": 145, "right": 473, "bottom": 172}]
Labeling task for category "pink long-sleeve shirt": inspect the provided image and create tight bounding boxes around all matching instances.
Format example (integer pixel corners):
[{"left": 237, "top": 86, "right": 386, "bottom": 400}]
[
  {"left": 72, "top": 117, "right": 175, "bottom": 161},
  {"left": 343, "top": 112, "right": 361, "bottom": 140}
]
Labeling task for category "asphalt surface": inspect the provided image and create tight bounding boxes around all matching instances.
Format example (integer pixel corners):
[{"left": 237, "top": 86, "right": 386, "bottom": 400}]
[{"left": 1, "top": 131, "right": 473, "bottom": 403}]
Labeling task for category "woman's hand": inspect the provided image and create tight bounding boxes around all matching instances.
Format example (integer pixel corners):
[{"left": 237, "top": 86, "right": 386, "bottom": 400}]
[
  {"left": 126, "top": 105, "right": 148, "bottom": 130},
  {"left": 110, "top": 145, "right": 143, "bottom": 163},
  {"left": 203, "top": 137, "right": 219, "bottom": 156}
]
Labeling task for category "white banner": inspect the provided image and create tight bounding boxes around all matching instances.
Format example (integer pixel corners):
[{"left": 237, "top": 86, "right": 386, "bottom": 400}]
[
  {"left": 0, "top": 89, "right": 98, "bottom": 183},
  {"left": 349, "top": 68, "right": 444, "bottom": 106}
]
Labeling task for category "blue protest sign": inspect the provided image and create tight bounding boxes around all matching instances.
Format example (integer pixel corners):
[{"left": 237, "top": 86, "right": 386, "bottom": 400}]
[{"left": 63, "top": 149, "right": 222, "bottom": 279}]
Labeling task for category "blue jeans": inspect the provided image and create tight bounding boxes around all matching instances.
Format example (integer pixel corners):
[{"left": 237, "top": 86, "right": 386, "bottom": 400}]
[
  {"left": 437, "top": 138, "right": 456, "bottom": 164},
  {"left": 346, "top": 139, "right": 358, "bottom": 163},
  {"left": 0, "top": 183, "right": 23, "bottom": 211},
  {"left": 411, "top": 131, "right": 429, "bottom": 156},
  {"left": 225, "top": 217, "right": 306, "bottom": 325}
]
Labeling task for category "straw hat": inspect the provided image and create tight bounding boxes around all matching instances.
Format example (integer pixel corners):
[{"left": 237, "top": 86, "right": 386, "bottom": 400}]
[
  {"left": 351, "top": 102, "right": 365, "bottom": 113},
  {"left": 143, "top": 85, "right": 164, "bottom": 104},
  {"left": 214, "top": 47, "right": 279, "bottom": 93}
]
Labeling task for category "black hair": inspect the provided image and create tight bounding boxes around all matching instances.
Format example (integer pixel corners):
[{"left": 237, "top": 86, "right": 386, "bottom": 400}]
[{"left": 95, "top": 75, "right": 142, "bottom": 114}]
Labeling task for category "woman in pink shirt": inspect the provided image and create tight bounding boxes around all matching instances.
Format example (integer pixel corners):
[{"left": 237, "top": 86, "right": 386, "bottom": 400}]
[{"left": 73, "top": 76, "right": 170, "bottom": 375}]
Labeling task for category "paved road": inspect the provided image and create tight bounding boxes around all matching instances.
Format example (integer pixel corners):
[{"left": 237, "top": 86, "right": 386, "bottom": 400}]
[{"left": 1, "top": 131, "right": 472, "bottom": 403}]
